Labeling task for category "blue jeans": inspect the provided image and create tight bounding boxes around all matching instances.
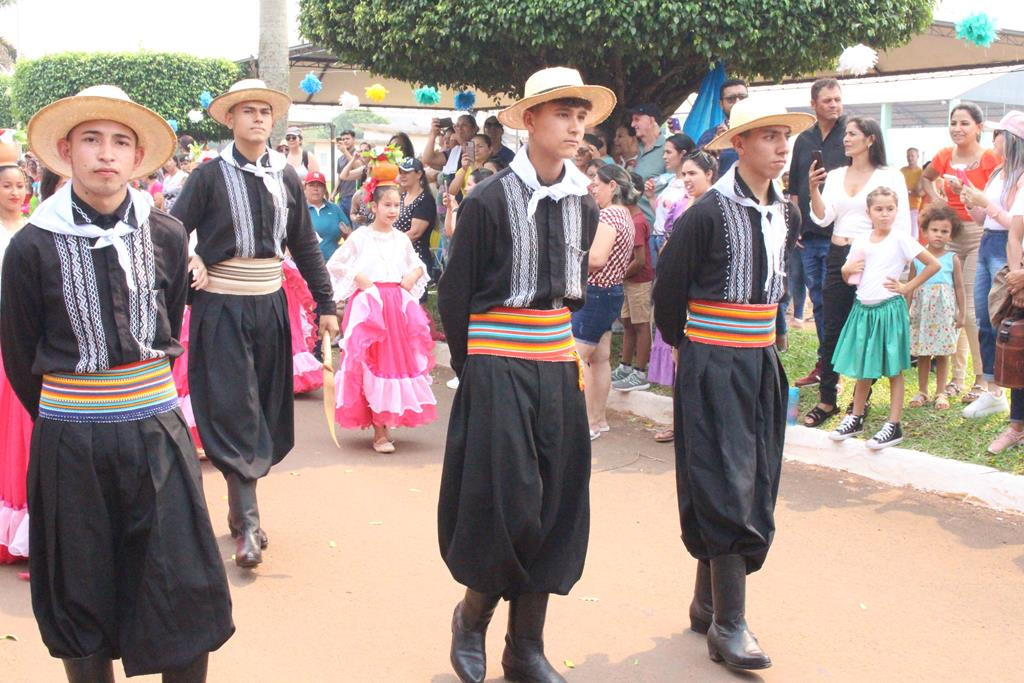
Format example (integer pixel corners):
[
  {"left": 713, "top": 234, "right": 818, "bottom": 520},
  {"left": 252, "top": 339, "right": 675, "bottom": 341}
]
[
  {"left": 800, "top": 233, "right": 831, "bottom": 349},
  {"left": 572, "top": 284, "right": 625, "bottom": 344},
  {"left": 1012, "top": 389, "right": 1024, "bottom": 422},
  {"left": 975, "top": 229, "right": 1008, "bottom": 380},
  {"left": 649, "top": 233, "right": 667, "bottom": 272},
  {"left": 789, "top": 246, "right": 806, "bottom": 320}
]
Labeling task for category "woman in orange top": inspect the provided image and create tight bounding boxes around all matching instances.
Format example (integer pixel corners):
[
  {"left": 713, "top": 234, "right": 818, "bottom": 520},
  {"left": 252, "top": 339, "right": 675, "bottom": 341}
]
[{"left": 922, "top": 102, "right": 1001, "bottom": 401}]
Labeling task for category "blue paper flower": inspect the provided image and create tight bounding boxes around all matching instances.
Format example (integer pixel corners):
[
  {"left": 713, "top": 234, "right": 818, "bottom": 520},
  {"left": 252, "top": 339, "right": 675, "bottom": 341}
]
[
  {"left": 956, "top": 12, "right": 999, "bottom": 48},
  {"left": 166, "top": 119, "right": 179, "bottom": 133},
  {"left": 454, "top": 90, "right": 476, "bottom": 111},
  {"left": 199, "top": 90, "right": 213, "bottom": 109},
  {"left": 300, "top": 72, "right": 323, "bottom": 96},
  {"left": 414, "top": 86, "right": 442, "bottom": 106}
]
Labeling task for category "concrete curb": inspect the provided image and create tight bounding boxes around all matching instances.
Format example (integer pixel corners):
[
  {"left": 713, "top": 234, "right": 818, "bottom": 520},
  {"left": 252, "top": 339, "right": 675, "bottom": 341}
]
[{"left": 433, "top": 342, "right": 1024, "bottom": 515}]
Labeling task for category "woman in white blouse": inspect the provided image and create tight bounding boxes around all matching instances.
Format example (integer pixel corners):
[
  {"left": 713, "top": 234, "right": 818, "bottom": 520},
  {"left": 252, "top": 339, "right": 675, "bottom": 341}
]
[{"left": 803, "top": 117, "right": 911, "bottom": 428}]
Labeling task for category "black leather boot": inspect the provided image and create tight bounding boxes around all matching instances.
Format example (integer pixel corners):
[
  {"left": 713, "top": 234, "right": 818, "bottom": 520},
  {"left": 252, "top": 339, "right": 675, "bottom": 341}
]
[
  {"left": 450, "top": 589, "right": 500, "bottom": 683},
  {"left": 227, "top": 475, "right": 268, "bottom": 550},
  {"left": 162, "top": 653, "right": 208, "bottom": 683},
  {"left": 501, "top": 593, "right": 565, "bottom": 683},
  {"left": 707, "top": 554, "right": 771, "bottom": 670},
  {"left": 225, "top": 473, "right": 262, "bottom": 568},
  {"left": 688, "top": 560, "right": 713, "bottom": 634},
  {"left": 62, "top": 654, "right": 114, "bottom": 683}
]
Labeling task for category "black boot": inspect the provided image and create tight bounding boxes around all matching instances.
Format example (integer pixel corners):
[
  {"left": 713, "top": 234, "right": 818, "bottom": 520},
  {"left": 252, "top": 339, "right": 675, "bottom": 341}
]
[
  {"left": 707, "top": 554, "right": 771, "bottom": 670},
  {"left": 62, "top": 654, "right": 114, "bottom": 683},
  {"left": 227, "top": 475, "right": 268, "bottom": 550},
  {"left": 225, "top": 473, "right": 262, "bottom": 568},
  {"left": 162, "top": 653, "right": 208, "bottom": 683},
  {"left": 501, "top": 593, "right": 565, "bottom": 683},
  {"left": 688, "top": 560, "right": 713, "bottom": 634},
  {"left": 450, "top": 589, "right": 500, "bottom": 683}
]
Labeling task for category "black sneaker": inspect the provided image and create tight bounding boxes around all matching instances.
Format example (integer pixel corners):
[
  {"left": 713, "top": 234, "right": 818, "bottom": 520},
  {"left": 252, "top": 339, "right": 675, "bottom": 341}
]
[
  {"left": 829, "top": 414, "right": 864, "bottom": 441},
  {"left": 866, "top": 421, "right": 903, "bottom": 450}
]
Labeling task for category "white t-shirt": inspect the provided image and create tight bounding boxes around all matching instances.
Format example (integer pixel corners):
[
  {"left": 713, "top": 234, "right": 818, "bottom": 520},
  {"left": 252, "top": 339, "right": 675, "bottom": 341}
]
[
  {"left": 811, "top": 166, "right": 912, "bottom": 239},
  {"left": 1011, "top": 180, "right": 1024, "bottom": 218},
  {"left": 982, "top": 171, "right": 1008, "bottom": 231},
  {"left": 847, "top": 230, "right": 924, "bottom": 303}
]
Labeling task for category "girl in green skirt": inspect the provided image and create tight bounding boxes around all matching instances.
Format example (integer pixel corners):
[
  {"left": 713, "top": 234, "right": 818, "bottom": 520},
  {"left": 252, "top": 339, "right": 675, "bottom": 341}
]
[{"left": 829, "top": 187, "right": 941, "bottom": 449}]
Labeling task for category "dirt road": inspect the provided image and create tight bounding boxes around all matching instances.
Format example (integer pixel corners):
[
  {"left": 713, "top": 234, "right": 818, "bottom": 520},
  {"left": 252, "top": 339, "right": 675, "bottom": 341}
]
[{"left": 2, "top": 368, "right": 1023, "bottom": 681}]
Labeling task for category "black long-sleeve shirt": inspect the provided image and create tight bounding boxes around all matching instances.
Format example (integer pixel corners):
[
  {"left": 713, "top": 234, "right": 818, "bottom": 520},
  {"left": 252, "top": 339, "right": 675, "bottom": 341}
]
[
  {"left": 437, "top": 168, "right": 600, "bottom": 374},
  {"left": 787, "top": 116, "right": 850, "bottom": 239},
  {"left": 1, "top": 191, "right": 188, "bottom": 418},
  {"left": 171, "top": 148, "right": 335, "bottom": 315}
]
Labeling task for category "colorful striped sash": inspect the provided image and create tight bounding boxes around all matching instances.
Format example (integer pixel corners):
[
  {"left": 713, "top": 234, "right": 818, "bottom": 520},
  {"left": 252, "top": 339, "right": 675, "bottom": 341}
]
[
  {"left": 467, "top": 307, "right": 584, "bottom": 388},
  {"left": 39, "top": 357, "right": 179, "bottom": 423},
  {"left": 685, "top": 300, "right": 778, "bottom": 348}
]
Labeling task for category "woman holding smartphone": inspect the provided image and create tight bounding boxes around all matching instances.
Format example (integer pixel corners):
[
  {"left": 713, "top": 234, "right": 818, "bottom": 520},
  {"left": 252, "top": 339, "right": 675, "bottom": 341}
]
[{"left": 921, "top": 102, "right": 1000, "bottom": 403}]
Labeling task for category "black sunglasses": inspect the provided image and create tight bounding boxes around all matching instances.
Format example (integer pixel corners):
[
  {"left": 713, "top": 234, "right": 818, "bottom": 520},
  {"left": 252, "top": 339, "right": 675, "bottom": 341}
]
[{"left": 285, "top": 134, "right": 299, "bottom": 140}]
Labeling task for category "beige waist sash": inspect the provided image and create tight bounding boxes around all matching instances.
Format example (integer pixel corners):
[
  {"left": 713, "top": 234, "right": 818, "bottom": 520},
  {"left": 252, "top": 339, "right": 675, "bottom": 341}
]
[{"left": 204, "top": 257, "right": 283, "bottom": 296}]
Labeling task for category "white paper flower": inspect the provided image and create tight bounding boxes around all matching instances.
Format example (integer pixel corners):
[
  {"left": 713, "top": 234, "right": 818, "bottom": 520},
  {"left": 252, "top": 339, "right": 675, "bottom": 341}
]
[
  {"left": 338, "top": 91, "right": 360, "bottom": 110},
  {"left": 837, "top": 44, "right": 878, "bottom": 76},
  {"left": 187, "top": 109, "right": 204, "bottom": 123}
]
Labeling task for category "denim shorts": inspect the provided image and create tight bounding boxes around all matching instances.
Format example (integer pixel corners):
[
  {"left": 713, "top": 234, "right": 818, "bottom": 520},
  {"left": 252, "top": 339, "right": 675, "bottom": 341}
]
[{"left": 572, "top": 284, "right": 625, "bottom": 344}]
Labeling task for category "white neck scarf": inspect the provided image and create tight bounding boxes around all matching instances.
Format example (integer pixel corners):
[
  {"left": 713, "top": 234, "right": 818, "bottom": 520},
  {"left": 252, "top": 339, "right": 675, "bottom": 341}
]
[
  {"left": 710, "top": 165, "right": 788, "bottom": 290},
  {"left": 220, "top": 143, "right": 288, "bottom": 203},
  {"left": 509, "top": 145, "right": 591, "bottom": 217},
  {"left": 30, "top": 181, "right": 151, "bottom": 290}
]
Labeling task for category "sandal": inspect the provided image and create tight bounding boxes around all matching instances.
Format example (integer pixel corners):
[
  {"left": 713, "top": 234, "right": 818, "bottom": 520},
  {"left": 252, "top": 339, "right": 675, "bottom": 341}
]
[
  {"left": 372, "top": 438, "right": 396, "bottom": 453},
  {"left": 803, "top": 404, "right": 839, "bottom": 428},
  {"left": 962, "top": 384, "right": 984, "bottom": 404},
  {"left": 653, "top": 428, "right": 675, "bottom": 443},
  {"left": 934, "top": 394, "right": 950, "bottom": 410},
  {"left": 944, "top": 383, "right": 962, "bottom": 397},
  {"left": 909, "top": 393, "right": 929, "bottom": 408}
]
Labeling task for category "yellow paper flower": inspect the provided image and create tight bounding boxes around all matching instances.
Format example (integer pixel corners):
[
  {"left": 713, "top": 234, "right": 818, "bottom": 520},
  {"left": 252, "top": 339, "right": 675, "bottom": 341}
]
[{"left": 366, "top": 84, "right": 389, "bottom": 102}]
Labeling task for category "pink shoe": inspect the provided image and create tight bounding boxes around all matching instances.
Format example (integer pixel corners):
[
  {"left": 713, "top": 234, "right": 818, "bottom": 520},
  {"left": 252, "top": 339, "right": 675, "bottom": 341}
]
[{"left": 987, "top": 427, "right": 1024, "bottom": 454}]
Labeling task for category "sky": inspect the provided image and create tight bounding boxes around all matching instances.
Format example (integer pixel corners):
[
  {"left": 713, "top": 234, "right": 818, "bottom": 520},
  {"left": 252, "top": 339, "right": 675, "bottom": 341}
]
[{"left": 0, "top": 0, "right": 1022, "bottom": 62}]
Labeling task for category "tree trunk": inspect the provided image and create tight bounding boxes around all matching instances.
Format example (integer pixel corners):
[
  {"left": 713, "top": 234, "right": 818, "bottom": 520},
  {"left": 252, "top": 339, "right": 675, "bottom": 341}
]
[{"left": 259, "top": 0, "right": 290, "bottom": 145}]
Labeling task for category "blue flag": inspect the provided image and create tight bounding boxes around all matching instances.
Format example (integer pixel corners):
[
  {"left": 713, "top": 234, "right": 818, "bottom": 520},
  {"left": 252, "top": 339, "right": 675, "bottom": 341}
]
[{"left": 683, "top": 62, "right": 726, "bottom": 142}]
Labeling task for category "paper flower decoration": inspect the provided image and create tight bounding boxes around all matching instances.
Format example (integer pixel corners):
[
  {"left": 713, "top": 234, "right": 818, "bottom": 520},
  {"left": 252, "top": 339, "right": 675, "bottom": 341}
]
[
  {"left": 300, "top": 72, "right": 323, "bottom": 96},
  {"left": 365, "top": 84, "right": 388, "bottom": 102},
  {"left": 199, "top": 90, "right": 213, "bottom": 109},
  {"left": 837, "top": 44, "right": 878, "bottom": 76},
  {"left": 187, "top": 109, "right": 204, "bottom": 123},
  {"left": 413, "top": 86, "right": 442, "bottom": 106},
  {"left": 454, "top": 90, "right": 476, "bottom": 111},
  {"left": 338, "top": 91, "right": 360, "bottom": 110},
  {"left": 166, "top": 119, "right": 179, "bottom": 133},
  {"left": 956, "top": 12, "right": 999, "bottom": 48}
]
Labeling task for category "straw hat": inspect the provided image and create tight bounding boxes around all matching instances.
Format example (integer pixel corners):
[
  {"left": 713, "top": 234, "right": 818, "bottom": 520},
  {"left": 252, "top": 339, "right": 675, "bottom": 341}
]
[
  {"left": 208, "top": 79, "right": 291, "bottom": 126},
  {"left": 27, "top": 85, "right": 177, "bottom": 179},
  {"left": 705, "top": 98, "right": 815, "bottom": 151},
  {"left": 498, "top": 67, "right": 616, "bottom": 130}
]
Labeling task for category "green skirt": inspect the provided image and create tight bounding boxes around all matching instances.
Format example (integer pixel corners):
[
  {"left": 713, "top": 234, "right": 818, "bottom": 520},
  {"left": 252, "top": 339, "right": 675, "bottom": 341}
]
[{"left": 831, "top": 296, "right": 910, "bottom": 380}]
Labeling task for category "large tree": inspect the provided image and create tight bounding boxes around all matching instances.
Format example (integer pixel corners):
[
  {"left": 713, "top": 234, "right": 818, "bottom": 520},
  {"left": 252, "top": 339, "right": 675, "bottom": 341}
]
[
  {"left": 299, "top": 0, "right": 933, "bottom": 115},
  {"left": 260, "top": 0, "right": 290, "bottom": 143}
]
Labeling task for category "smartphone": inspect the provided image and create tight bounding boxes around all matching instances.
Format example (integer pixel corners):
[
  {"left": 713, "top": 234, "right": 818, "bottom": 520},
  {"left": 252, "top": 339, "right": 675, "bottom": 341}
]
[
  {"left": 464, "top": 140, "right": 476, "bottom": 161},
  {"left": 810, "top": 150, "right": 824, "bottom": 169},
  {"left": 437, "top": 117, "right": 453, "bottom": 130}
]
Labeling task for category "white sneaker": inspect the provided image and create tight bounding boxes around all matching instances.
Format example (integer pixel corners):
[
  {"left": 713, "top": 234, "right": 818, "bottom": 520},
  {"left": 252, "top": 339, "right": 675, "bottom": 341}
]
[
  {"left": 446, "top": 376, "right": 460, "bottom": 390},
  {"left": 962, "top": 391, "right": 1009, "bottom": 419}
]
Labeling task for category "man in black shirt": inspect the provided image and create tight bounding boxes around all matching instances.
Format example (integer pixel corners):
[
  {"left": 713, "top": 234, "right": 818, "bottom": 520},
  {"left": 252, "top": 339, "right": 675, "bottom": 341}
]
[
  {"left": 2, "top": 85, "right": 232, "bottom": 682},
  {"left": 787, "top": 78, "right": 849, "bottom": 387}
]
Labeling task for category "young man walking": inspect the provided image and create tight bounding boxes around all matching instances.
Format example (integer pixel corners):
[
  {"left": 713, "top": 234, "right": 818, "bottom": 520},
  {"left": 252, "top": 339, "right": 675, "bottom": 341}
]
[
  {"left": 2, "top": 85, "right": 233, "bottom": 682},
  {"left": 437, "top": 67, "right": 614, "bottom": 683},
  {"left": 654, "top": 98, "right": 812, "bottom": 671},
  {"left": 172, "top": 79, "right": 338, "bottom": 569}
]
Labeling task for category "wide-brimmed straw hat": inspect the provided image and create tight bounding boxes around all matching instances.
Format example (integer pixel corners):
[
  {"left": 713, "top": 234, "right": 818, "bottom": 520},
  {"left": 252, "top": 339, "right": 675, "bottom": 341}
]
[
  {"left": 705, "top": 98, "right": 815, "bottom": 151},
  {"left": 27, "top": 85, "right": 176, "bottom": 178},
  {"left": 498, "top": 67, "right": 616, "bottom": 130},
  {"left": 208, "top": 78, "right": 292, "bottom": 126}
]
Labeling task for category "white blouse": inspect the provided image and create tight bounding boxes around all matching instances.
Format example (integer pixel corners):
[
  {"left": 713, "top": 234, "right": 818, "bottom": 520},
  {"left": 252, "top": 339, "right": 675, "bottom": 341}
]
[
  {"left": 326, "top": 226, "right": 429, "bottom": 302},
  {"left": 811, "top": 166, "right": 912, "bottom": 239},
  {"left": 653, "top": 175, "right": 688, "bottom": 235}
]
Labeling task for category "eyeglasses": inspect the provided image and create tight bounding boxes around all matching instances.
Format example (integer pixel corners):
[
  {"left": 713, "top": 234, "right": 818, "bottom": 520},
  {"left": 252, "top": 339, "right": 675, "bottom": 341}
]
[
  {"left": 285, "top": 135, "right": 299, "bottom": 140},
  {"left": 722, "top": 93, "right": 748, "bottom": 103}
]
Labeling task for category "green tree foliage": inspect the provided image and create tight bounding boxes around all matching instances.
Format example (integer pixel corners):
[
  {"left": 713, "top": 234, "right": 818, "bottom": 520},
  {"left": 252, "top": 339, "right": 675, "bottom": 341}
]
[
  {"left": 9, "top": 52, "right": 244, "bottom": 139},
  {"left": 0, "top": 73, "right": 13, "bottom": 128},
  {"left": 299, "top": 0, "right": 933, "bottom": 116},
  {"left": 332, "top": 108, "right": 387, "bottom": 132}
]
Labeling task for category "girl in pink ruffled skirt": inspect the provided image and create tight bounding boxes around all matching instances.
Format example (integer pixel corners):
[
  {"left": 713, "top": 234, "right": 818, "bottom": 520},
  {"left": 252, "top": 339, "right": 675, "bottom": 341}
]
[{"left": 327, "top": 184, "right": 436, "bottom": 453}]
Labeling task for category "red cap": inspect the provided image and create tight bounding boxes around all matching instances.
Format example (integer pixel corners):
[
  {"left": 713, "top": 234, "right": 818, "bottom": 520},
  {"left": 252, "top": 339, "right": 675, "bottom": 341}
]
[{"left": 304, "top": 171, "right": 326, "bottom": 185}]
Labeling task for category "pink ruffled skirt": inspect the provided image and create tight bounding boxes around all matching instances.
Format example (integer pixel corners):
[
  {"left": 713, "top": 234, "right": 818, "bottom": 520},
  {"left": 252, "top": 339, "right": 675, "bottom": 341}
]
[
  {"left": 336, "top": 283, "right": 437, "bottom": 429},
  {"left": 283, "top": 259, "right": 324, "bottom": 395},
  {"left": 0, "top": 352, "right": 33, "bottom": 563}
]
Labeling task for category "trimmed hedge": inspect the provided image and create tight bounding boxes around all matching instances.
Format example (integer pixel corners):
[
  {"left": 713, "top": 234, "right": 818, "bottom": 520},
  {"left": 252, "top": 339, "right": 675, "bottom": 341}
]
[{"left": 9, "top": 52, "right": 244, "bottom": 139}]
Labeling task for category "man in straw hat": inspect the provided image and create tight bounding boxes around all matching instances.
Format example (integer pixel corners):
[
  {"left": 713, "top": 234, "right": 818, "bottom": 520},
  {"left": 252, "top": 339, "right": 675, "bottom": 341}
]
[
  {"left": 653, "top": 98, "right": 814, "bottom": 671},
  {"left": 437, "top": 66, "right": 614, "bottom": 683},
  {"left": 171, "top": 79, "right": 338, "bottom": 569},
  {"left": 1, "top": 85, "right": 232, "bottom": 682}
]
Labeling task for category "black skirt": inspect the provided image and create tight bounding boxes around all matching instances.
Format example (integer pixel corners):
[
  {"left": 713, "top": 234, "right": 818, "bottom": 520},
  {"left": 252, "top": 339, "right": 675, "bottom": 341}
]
[
  {"left": 438, "top": 356, "right": 591, "bottom": 598},
  {"left": 188, "top": 289, "right": 294, "bottom": 480},
  {"left": 674, "top": 338, "right": 787, "bottom": 573},
  {"left": 27, "top": 409, "right": 234, "bottom": 676}
]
